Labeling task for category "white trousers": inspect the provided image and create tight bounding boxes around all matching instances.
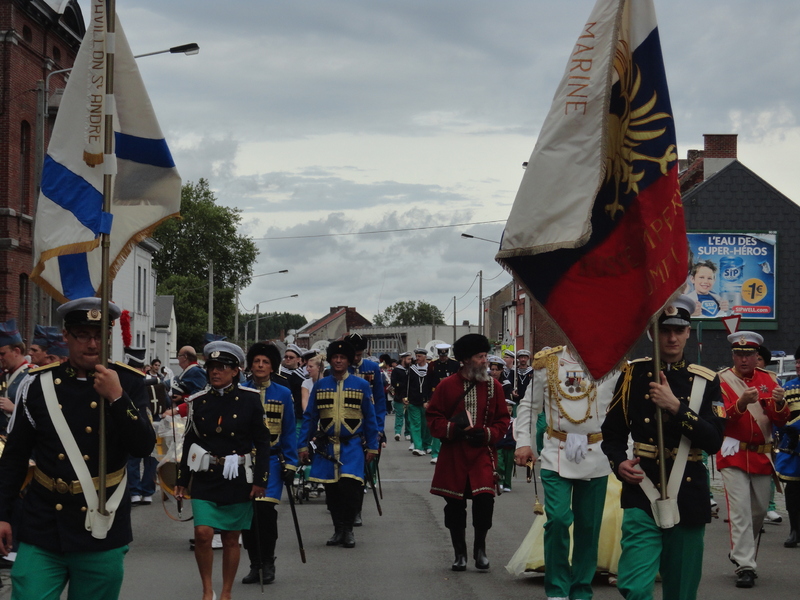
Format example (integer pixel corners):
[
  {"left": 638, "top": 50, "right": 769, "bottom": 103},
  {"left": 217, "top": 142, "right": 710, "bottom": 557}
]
[{"left": 721, "top": 467, "right": 771, "bottom": 572}]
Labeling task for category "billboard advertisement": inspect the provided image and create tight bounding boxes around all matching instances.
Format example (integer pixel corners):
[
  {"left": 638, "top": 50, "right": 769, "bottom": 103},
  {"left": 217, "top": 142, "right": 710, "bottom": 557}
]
[{"left": 686, "top": 232, "right": 776, "bottom": 320}]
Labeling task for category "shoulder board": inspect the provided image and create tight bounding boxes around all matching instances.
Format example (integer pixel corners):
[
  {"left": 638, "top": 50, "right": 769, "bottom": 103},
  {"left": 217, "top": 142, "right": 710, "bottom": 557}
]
[
  {"left": 27, "top": 362, "right": 60, "bottom": 374},
  {"left": 717, "top": 366, "right": 732, "bottom": 375},
  {"left": 629, "top": 357, "right": 651, "bottom": 364},
  {"left": 687, "top": 364, "right": 717, "bottom": 381},
  {"left": 113, "top": 361, "right": 146, "bottom": 377},
  {"left": 238, "top": 384, "right": 258, "bottom": 393},
  {"left": 533, "top": 346, "right": 562, "bottom": 369},
  {"left": 187, "top": 389, "right": 207, "bottom": 402}
]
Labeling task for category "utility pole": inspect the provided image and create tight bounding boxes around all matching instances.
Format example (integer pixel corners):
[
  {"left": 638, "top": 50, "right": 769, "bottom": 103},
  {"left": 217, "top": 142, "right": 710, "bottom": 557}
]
[
  {"left": 478, "top": 270, "right": 483, "bottom": 335},
  {"left": 453, "top": 295, "right": 457, "bottom": 344},
  {"left": 207, "top": 260, "right": 214, "bottom": 334}
]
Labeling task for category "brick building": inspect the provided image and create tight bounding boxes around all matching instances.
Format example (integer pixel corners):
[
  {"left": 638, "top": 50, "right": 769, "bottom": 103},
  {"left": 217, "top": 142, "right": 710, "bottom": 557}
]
[{"left": 0, "top": 0, "right": 84, "bottom": 338}]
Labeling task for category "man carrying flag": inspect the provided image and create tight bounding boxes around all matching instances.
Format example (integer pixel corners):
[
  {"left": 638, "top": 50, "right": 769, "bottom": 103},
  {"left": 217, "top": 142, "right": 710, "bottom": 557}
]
[{"left": 495, "top": 0, "right": 687, "bottom": 382}]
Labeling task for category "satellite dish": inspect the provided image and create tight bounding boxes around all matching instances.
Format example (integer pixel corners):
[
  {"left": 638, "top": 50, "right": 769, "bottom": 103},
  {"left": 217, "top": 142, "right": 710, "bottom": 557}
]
[{"left": 426, "top": 339, "right": 447, "bottom": 357}]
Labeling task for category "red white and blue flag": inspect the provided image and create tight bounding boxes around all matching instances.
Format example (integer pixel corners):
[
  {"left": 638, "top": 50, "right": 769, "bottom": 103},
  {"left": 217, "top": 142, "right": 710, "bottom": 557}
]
[
  {"left": 496, "top": 0, "right": 687, "bottom": 380},
  {"left": 31, "top": 0, "right": 181, "bottom": 303}
]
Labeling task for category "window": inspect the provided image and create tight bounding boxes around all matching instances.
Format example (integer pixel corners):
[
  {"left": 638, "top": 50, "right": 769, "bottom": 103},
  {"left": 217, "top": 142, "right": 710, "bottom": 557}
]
[{"left": 19, "top": 122, "right": 31, "bottom": 213}]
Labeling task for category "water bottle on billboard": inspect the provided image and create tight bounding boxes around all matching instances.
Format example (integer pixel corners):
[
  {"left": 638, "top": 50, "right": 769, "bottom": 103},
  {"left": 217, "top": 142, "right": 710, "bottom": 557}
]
[{"left": 720, "top": 256, "right": 745, "bottom": 311}]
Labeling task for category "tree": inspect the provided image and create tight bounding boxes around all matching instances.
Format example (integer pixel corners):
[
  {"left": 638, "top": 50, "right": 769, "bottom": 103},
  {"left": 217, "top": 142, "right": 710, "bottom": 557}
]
[
  {"left": 152, "top": 179, "right": 258, "bottom": 346},
  {"left": 238, "top": 311, "right": 308, "bottom": 346},
  {"left": 373, "top": 300, "right": 446, "bottom": 327}
]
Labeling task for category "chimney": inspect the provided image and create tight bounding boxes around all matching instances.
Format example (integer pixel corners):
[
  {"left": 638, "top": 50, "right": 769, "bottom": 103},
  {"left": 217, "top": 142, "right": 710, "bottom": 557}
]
[{"left": 703, "top": 134, "right": 737, "bottom": 179}]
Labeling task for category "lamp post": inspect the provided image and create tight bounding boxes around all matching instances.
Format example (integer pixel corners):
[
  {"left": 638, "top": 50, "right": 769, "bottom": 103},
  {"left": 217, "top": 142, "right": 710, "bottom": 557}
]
[
  {"left": 234, "top": 270, "right": 289, "bottom": 343},
  {"left": 253, "top": 294, "right": 299, "bottom": 343}
]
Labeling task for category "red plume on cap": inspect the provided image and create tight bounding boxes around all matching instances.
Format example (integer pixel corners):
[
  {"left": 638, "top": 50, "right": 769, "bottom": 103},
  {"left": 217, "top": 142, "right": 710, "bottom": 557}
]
[{"left": 120, "top": 310, "right": 132, "bottom": 348}]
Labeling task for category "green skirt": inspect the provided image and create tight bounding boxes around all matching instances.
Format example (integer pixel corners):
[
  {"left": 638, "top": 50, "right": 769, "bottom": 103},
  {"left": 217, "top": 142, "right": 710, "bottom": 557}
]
[{"left": 193, "top": 499, "right": 253, "bottom": 531}]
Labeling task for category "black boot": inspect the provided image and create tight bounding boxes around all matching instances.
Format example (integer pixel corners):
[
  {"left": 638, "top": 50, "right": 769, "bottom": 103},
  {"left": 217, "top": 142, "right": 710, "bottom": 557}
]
[
  {"left": 327, "top": 528, "right": 344, "bottom": 546},
  {"left": 473, "top": 528, "right": 490, "bottom": 570},
  {"left": 241, "top": 565, "right": 262, "bottom": 584},
  {"left": 449, "top": 529, "right": 467, "bottom": 571},
  {"left": 353, "top": 511, "right": 363, "bottom": 526},
  {"left": 262, "top": 557, "right": 276, "bottom": 584},
  {"left": 785, "top": 530, "right": 798, "bottom": 548},
  {"left": 342, "top": 528, "right": 356, "bottom": 548}
]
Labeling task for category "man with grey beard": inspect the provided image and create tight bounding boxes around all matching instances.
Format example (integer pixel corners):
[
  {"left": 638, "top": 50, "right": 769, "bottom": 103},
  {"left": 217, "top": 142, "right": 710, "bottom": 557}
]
[{"left": 427, "top": 334, "right": 510, "bottom": 572}]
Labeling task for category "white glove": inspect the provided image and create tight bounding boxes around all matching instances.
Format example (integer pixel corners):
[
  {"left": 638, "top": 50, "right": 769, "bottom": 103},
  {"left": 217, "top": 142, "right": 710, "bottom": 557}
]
[
  {"left": 222, "top": 455, "right": 240, "bottom": 480},
  {"left": 720, "top": 436, "right": 740, "bottom": 457},
  {"left": 565, "top": 433, "right": 588, "bottom": 464}
]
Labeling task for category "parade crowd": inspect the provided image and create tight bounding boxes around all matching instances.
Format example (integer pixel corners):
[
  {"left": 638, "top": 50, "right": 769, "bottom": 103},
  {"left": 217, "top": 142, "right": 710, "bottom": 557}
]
[{"left": 0, "top": 294, "right": 799, "bottom": 600}]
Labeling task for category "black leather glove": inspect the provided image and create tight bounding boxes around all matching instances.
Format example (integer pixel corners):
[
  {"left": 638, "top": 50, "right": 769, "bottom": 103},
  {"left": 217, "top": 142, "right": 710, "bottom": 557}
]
[
  {"left": 282, "top": 467, "right": 296, "bottom": 486},
  {"left": 466, "top": 427, "right": 486, "bottom": 447}
]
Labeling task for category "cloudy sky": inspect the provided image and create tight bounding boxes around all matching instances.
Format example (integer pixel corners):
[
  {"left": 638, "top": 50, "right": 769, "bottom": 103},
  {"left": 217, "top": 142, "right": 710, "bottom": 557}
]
[{"left": 67, "top": 0, "right": 800, "bottom": 324}]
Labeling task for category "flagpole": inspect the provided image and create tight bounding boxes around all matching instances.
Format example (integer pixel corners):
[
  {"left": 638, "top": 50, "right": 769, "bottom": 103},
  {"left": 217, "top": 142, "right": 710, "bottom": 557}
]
[
  {"left": 98, "top": 0, "right": 117, "bottom": 515},
  {"left": 651, "top": 319, "right": 668, "bottom": 500}
]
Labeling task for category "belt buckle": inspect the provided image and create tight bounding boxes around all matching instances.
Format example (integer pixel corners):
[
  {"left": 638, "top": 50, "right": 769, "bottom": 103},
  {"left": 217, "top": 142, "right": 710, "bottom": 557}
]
[{"left": 55, "top": 478, "right": 70, "bottom": 494}]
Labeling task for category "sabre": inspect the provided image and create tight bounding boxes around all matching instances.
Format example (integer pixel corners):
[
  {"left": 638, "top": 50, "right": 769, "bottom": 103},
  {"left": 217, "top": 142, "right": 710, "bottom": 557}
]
[
  {"left": 365, "top": 457, "right": 382, "bottom": 516},
  {"left": 526, "top": 457, "right": 544, "bottom": 515},
  {"left": 278, "top": 454, "right": 306, "bottom": 563}
]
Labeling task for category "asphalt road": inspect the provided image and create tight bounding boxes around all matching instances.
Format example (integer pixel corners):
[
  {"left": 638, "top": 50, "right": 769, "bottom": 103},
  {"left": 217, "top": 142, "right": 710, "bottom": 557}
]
[{"left": 1, "top": 413, "right": 797, "bottom": 599}]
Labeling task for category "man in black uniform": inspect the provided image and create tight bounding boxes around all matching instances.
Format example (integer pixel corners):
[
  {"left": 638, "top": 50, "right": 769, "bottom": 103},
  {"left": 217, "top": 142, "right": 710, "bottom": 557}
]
[
  {"left": 0, "top": 297, "right": 155, "bottom": 600},
  {"left": 427, "top": 343, "right": 460, "bottom": 464},
  {"left": 391, "top": 351, "right": 411, "bottom": 441},
  {"left": 601, "top": 295, "right": 726, "bottom": 600},
  {"left": 279, "top": 343, "right": 308, "bottom": 426}
]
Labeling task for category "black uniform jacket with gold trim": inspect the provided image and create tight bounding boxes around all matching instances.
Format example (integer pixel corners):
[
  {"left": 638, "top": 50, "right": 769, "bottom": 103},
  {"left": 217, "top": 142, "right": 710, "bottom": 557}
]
[
  {"left": 177, "top": 383, "right": 270, "bottom": 505},
  {"left": 0, "top": 360, "right": 154, "bottom": 553},
  {"left": 601, "top": 358, "right": 726, "bottom": 526}
]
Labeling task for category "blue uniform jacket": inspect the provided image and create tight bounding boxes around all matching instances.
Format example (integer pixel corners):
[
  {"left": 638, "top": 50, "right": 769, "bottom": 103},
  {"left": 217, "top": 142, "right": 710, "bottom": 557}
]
[
  {"left": 776, "top": 376, "right": 800, "bottom": 480},
  {"left": 350, "top": 359, "right": 387, "bottom": 433},
  {"left": 246, "top": 377, "right": 298, "bottom": 503},
  {"left": 299, "top": 373, "right": 379, "bottom": 484}
]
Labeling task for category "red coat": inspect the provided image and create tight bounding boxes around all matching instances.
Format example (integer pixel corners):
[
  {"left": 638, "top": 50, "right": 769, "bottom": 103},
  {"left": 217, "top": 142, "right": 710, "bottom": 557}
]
[
  {"left": 427, "top": 373, "right": 509, "bottom": 499},
  {"left": 717, "top": 367, "right": 789, "bottom": 475}
]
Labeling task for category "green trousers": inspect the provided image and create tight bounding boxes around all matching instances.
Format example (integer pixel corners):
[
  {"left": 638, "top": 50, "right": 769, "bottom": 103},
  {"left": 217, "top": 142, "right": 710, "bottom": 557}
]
[
  {"left": 541, "top": 469, "right": 607, "bottom": 599},
  {"left": 497, "top": 448, "right": 515, "bottom": 488},
  {"left": 406, "top": 404, "right": 431, "bottom": 451},
  {"left": 535, "top": 410, "right": 547, "bottom": 454},
  {"left": 617, "top": 507, "right": 705, "bottom": 600},
  {"left": 11, "top": 542, "right": 128, "bottom": 600},
  {"left": 393, "top": 401, "right": 409, "bottom": 436}
]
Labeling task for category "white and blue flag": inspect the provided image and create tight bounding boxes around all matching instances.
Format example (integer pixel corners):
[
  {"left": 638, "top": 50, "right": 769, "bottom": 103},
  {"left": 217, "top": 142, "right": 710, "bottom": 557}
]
[{"left": 32, "top": 1, "right": 181, "bottom": 302}]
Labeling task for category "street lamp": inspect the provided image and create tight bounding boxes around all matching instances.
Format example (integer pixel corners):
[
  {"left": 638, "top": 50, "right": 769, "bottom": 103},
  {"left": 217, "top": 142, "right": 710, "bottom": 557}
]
[
  {"left": 254, "top": 294, "right": 299, "bottom": 342},
  {"left": 134, "top": 43, "right": 200, "bottom": 59},
  {"left": 234, "top": 270, "right": 289, "bottom": 343},
  {"left": 460, "top": 233, "right": 500, "bottom": 244}
]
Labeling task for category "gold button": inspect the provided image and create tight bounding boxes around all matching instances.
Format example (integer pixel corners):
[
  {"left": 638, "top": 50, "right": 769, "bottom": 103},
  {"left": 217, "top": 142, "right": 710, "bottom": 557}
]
[
  {"left": 689, "top": 376, "right": 693, "bottom": 381},
  {"left": 202, "top": 417, "right": 205, "bottom": 421},
  {"left": 132, "top": 416, "right": 138, "bottom": 420},
  {"left": 54, "top": 378, "right": 62, "bottom": 385},
  {"left": 81, "top": 506, "right": 87, "bottom": 512},
  {"left": 644, "top": 394, "right": 650, "bottom": 399},
  {"left": 649, "top": 438, "right": 654, "bottom": 443},
  {"left": 231, "top": 432, "right": 235, "bottom": 437},
  {"left": 647, "top": 372, "right": 653, "bottom": 377},
  {"left": 58, "top": 404, "right": 62, "bottom": 409},
  {"left": 644, "top": 418, "right": 650, "bottom": 424},
  {"left": 90, "top": 401, "right": 98, "bottom": 409},
  {"left": 85, "top": 426, "right": 92, "bottom": 433},
  {"left": 83, "top": 455, "right": 90, "bottom": 461},
  {"left": 58, "top": 453, "right": 65, "bottom": 460},
  {"left": 686, "top": 477, "right": 692, "bottom": 482},
  {"left": 55, "top": 504, "right": 63, "bottom": 511},
  {"left": 233, "top": 414, "right": 238, "bottom": 418}
]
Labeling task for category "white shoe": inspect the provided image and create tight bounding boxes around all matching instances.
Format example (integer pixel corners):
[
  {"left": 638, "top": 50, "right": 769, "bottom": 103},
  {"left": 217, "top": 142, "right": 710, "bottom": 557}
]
[
  {"left": 547, "top": 597, "right": 569, "bottom": 600},
  {"left": 425, "top": 448, "right": 432, "bottom": 454},
  {"left": 408, "top": 443, "right": 415, "bottom": 451},
  {"left": 141, "top": 495, "right": 153, "bottom": 505},
  {"left": 765, "top": 510, "right": 782, "bottom": 524},
  {"left": 430, "top": 457, "right": 438, "bottom": 464},
  {"left": 405, "top": 434, "right": 411, "bottom": 440},
  {"left": 412, "top": 449, "right": 425, "bottom": 456},
  {"left": 394, "top": 434, "right": 401, "bottom": 441},
  {"left": 130, "top": 495, "right": 142, "bottom": 504},
  {"left": 211, "top": 533, "right": 223, "bottom": 549}
]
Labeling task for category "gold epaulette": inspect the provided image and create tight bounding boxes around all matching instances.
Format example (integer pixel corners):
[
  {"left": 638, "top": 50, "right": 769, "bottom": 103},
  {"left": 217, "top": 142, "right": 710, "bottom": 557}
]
[
  {"left": 533, "top": 345, "right": 563, "bottom": 369},
  {"left": 27, "top": 362, "right": 60, "bottom": 374},
  {"left": 688, "top": 364, "right": 717, "bottom": 381},
  {"left": 113, "top": 361, "right": 146, "bottom": 377},
  {"left": 717, "top": 366, "right": 732, "bottom": 376}
]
